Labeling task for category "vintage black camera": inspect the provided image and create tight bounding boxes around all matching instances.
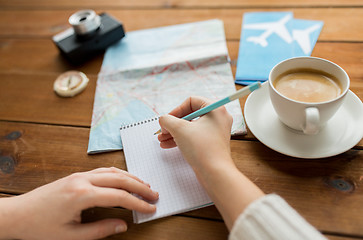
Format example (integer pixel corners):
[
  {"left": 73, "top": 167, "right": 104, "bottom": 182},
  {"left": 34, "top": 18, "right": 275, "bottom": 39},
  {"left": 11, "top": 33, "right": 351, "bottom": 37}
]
[{"left": 52, "top": 10, "right": 125, "bottom": 65}]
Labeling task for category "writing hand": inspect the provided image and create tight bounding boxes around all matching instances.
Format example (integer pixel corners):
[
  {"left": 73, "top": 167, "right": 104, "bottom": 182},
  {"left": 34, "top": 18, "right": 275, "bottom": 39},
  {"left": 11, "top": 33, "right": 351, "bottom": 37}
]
[
  {"left": 158, "top": 96, "right": 234, "bottom": 172},
  {"left": 157, "top": 96, "right": 264, "bottom": 230}
]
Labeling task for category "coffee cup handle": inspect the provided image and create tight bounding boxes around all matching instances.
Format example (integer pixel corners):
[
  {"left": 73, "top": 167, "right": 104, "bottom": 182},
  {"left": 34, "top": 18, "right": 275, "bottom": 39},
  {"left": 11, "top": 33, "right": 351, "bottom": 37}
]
[{"left": 303, "top": 107, "right": 320, "bottom": 135}]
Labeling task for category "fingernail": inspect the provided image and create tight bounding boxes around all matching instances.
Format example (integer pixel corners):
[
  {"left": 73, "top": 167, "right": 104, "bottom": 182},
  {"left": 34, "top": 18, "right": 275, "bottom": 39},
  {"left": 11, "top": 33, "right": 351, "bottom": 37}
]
[
  {"left": 115, "top": 224, "right": 127, "bottom": 233},
  {"left": 153, "top": 190, "right": 159, "bottom": 198},
  {"left": 149, "top": 204, "right": 157, "bottom": 211},
  {"left": 142, "top": 181, "right": 151, "bottom": 188}
]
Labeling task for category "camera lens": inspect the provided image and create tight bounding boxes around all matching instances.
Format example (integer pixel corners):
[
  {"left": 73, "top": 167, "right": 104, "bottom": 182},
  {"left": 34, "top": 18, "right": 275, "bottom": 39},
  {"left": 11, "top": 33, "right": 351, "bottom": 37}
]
[{"left": 69, "top": 9, "right": 101, "bottom": 35}]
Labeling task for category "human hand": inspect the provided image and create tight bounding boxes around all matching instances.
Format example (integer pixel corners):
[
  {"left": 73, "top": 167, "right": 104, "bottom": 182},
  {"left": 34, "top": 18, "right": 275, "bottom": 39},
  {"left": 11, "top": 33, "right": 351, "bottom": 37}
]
[
  {"left": 158, "top": 96, "right": 234, "bottom": 173},
  {"left": 2, "top": 167, "right": 158, "bottom": 240},
  {"left": 158, "top": 97, "right": 264, "bottom": 230}
]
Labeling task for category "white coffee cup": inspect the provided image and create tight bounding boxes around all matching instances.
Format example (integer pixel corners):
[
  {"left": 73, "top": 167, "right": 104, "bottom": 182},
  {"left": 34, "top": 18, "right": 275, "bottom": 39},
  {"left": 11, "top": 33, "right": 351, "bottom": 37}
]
[{"left": 269, "top": 57, "right": 350, "bottom": 135}]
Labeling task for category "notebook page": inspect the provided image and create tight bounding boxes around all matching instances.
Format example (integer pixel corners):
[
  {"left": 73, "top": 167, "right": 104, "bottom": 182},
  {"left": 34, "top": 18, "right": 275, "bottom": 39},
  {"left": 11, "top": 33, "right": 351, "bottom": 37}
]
[{"left": 120, "top": 118, "right": 212, "bottom": 223}]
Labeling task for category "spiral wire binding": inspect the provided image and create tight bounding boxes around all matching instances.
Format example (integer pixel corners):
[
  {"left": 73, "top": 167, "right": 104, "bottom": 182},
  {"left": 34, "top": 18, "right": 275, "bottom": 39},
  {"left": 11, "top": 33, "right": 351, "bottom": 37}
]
[{"left": 120, "top": 116, "right": 159, "bottom": 130}]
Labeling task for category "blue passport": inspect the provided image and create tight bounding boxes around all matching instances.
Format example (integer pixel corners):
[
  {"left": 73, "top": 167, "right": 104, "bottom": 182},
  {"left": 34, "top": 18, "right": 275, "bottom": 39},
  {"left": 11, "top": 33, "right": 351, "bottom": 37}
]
[{"left": 235, "top": 12, "right": 323, "bottom": 85}]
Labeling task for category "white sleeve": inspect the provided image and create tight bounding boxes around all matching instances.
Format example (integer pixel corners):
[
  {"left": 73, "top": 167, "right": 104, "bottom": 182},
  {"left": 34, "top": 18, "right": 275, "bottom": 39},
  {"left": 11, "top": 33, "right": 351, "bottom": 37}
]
[{"left": 229, "top": 194, "right": 327, "bottom": 240}]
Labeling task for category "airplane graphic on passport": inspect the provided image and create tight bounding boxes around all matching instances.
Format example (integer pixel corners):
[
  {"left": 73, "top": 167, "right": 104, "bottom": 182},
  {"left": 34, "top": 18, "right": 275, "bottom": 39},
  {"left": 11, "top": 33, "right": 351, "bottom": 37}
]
[
  {"left": 243, "top": 13, "right": 322, "bottom": 54},
  {"left": 244, "top": 14, "right": 293, "bottom": 47},
  {"left": 292, "top": 24, "right": 322, "bottom": 54}
]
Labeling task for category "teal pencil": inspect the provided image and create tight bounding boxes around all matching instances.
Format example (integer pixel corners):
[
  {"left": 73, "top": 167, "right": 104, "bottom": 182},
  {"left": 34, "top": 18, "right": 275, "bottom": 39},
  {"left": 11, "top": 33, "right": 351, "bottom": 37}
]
[{"left": 154, "top": 82, "right": 261, "bottom": 135}]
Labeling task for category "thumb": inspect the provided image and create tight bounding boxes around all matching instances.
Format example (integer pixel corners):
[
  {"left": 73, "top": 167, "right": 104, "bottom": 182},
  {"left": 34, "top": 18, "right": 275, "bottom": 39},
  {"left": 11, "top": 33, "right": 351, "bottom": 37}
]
[
  {"left": 72, "top": 219, "right": 127, "bottom": 240},
  {"left": 159, "top": 114, "right": 187, "bottom": 136}
]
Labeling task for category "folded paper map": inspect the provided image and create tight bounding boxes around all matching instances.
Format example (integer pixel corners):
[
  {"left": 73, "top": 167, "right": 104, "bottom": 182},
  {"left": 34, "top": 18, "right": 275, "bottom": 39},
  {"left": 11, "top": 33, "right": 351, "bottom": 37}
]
[{"left": 88, "top": 20, "right": 246, "bottom": 153}]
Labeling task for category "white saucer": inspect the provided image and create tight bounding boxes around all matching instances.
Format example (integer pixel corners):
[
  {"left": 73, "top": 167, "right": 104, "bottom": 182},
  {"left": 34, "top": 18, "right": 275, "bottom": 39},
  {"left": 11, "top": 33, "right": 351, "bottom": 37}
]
[{"left": 244, "top": 82, "right": 363, "bottom": 159}]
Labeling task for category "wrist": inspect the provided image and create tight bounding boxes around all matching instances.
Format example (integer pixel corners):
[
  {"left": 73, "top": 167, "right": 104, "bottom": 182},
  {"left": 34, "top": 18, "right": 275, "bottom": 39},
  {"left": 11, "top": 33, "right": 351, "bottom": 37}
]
[
  {"left": 195, "top": 151, "right": 235, "bottom": 173},
  {"left": 192, "top": 161, "right": 265, "bottom": 230},
  {"left": 192, "top": 154, "right": 237, "bottom": 189},
  {"left": 0, "top": 196, "right": 23, "bottom": 239}
]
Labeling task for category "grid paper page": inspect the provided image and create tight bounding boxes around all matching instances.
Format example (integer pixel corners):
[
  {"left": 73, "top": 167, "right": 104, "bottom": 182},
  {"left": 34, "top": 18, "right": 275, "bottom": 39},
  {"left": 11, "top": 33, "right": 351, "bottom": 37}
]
[{"left": 120, "top": 118, "right": 212, "bottom": 223}]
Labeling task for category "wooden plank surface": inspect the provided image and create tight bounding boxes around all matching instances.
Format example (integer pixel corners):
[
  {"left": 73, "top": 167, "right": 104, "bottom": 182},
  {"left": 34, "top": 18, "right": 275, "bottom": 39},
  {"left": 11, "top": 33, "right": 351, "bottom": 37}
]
[
  {"left": 0, "top": 121, "right": 362, "bottom": 237},
  {"left": 1, "top": 39, "right": 362, "bottom": 78},
  {"left": 0, "top": 192, "right": 359, "bottom": 240},
  {"left": 0, "top": 9, "right": 362, "bottom": 41},
  {"left": 82, "top": 209, "right": 229, "bottom": 240},
  {"left": 0, "top": 194, "right": 354, "bottom": 240},
  {"left": 0, "top": 70, "right": 362, "bottom": 147},
  {"left": 0, "top": 191, "right": 359, "bottom": 240},
  {"left": 1, "top": 0, "right": 362, "bottom": 239},
  {"left": 1, "top": 40, "right": 362, "bottom": 146},
  {"left": 0, "top": 0, "right": 362, "bottom": 8},
  {"left": 0, "top": 72, "right": 97, "bottom": 126}
]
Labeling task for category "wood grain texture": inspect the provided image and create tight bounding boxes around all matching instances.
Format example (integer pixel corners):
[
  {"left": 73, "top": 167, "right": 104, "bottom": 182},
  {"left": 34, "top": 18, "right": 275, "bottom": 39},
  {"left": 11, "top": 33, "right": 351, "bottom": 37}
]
[
  {"left": 0, "top": 0, "right": 362, "bottom": 8},
  {"left": 0, "top": 196, "right": 351, "bottom": 240},
  {"left": 0, "top": 121, "right": 362, "bottom": 236},
  {"left": 0, "top": 39, "right": 103, "bottom": 75},
  {"left": 80, "top": 207, "right": 359, "bottom": 240},
  {"left": 0, "top": 72, "right": 96, "bottom": 126},
  {"left": 0, "top": 193, "right": 12, "bottom": 198},
  {"left": 326, "top": 236, "right": 363, "bottom": 240},
  {"left": 0, "top": 9, "right": 362, "bottom": 41},
  {"left": 0, "top": 1, "right": 362, "bottom": 239},
  {"left": 0, "top": 40, "right": 362, "bottom": 148},
  {"left": 0, "top": 122, "right": 123, "bottom": 193},
  {"left": 0, "top": 70, "right": 362, "bottom": 147},
  {"left": 1, "top": 39, "right": 362, "bottom": 79},
  {"left": 0, "top": 192, "right": 357, "bottom": 240}
]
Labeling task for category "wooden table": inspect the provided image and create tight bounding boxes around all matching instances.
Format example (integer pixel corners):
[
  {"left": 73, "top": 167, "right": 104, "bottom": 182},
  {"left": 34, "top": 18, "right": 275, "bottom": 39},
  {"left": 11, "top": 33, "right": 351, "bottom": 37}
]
[{"left": 0, "top": 1, "right": 362, "bottom": 239}]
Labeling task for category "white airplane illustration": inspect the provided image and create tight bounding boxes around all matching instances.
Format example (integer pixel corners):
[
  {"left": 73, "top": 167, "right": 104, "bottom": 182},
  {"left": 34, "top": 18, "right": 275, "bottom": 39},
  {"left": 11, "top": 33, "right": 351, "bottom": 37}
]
[
  {"left": 293, "top": 24, "right": 321, "bottom": 54},
  {"left": 243, "top": 14, "right": 293, "bottom": 47}
]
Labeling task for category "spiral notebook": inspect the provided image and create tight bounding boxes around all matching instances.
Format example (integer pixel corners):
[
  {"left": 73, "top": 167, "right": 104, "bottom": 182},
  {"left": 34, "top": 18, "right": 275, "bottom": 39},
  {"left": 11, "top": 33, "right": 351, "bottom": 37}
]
[{"left": 120, "top": 117, "right": 213, "bottom": 224}]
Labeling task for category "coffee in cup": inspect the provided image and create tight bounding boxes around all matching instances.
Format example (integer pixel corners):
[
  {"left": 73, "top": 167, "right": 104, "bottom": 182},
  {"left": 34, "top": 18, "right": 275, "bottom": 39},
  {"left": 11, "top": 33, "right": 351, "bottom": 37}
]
[
  {"left": 273, "top": 68, "right": 343, "bottom": 103},
  {"left": 269, "top": 57, "right": 350, "bottom": 135}
]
